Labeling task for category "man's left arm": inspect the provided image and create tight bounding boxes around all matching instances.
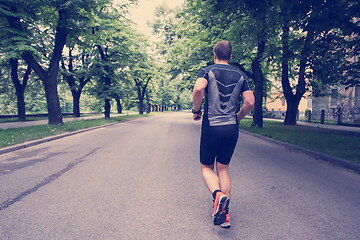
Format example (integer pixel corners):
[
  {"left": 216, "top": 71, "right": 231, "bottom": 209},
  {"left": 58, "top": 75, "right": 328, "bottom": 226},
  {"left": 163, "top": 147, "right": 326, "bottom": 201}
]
[
  {"left": 192, "top": 77, "right": 208, "bottom": 121},
  {"left": 236, "top": 90, "right": 255, "bottom": 122}
]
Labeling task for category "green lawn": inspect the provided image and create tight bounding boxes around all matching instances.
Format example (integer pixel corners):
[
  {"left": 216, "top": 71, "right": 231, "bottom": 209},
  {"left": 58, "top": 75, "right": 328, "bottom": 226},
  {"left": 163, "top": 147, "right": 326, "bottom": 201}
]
[
  {"left": 239, "top": 118, "right": 360, "bottom": 163},
  {"left": 0, "top": 114, "right": 146, "bottom": 148}
]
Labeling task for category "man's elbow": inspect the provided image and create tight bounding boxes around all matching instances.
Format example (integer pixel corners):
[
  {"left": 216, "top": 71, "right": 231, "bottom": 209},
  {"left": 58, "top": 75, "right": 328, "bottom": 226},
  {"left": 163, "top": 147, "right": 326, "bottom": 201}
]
[
  {"left": 247, "top": 97, "right": 255, "bottom": 107},
  {"left": 244, "top": 92, "right": 255, "bottom": 107},
  {"left": 193, "top": 86, "right": 205, "bottom": 96}
]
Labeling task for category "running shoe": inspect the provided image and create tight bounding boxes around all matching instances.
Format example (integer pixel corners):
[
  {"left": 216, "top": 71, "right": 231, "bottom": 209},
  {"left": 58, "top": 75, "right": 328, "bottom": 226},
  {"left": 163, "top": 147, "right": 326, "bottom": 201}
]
[
  {"left": 220, "top": 214, "right": 231, "bottom": 228},
  {"left": 212, "top": 192, "right": 228, "bottom": 225},
  {"left": 223, "top": 198, "right": 230, "bottom": 215}
]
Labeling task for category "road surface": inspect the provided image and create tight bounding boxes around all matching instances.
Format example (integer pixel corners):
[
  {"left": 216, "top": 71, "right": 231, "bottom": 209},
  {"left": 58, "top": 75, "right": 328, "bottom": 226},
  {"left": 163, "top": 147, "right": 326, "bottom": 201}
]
[{"left": 0, "top": 112, "right": 359, "bottom": 239}]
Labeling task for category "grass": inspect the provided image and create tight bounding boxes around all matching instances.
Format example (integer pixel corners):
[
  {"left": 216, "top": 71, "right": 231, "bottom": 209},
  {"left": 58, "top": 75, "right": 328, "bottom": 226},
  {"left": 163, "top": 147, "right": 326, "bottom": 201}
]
[
  {"left": 239, "top": 118, "right": 360, "bottom": 163},
  {"left": 0, "top": 113, "right": 104, "bottom": 123},
  {"left": 0, "top": 114, "right": 146, "bottom": 148}
]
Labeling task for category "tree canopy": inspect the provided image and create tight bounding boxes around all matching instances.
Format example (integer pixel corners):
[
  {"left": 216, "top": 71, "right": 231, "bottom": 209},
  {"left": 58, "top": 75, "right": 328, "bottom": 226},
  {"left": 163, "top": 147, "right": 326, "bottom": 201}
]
[
  {"left": 0, "top": 0, "right": 358, "bottom": 126},
  {"left": 151, "top": 0, "right": 359, "bottom": 125}
]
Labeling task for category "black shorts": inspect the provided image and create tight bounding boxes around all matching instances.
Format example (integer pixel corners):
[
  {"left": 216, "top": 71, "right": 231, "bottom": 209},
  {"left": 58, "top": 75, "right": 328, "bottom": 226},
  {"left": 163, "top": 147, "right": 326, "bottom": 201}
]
[{"left": 200, "top": 122, "right": 239, "bottom": 166}]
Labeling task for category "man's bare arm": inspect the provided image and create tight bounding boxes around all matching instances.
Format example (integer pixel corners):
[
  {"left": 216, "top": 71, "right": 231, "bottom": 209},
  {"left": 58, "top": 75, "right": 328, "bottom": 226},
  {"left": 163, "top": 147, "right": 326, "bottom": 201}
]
[
  {"left": 192, "top": 77, "right": 208, "bottom": 121},
  {"left": 236, "top": 90, "right": 255, "bottom": 122}
]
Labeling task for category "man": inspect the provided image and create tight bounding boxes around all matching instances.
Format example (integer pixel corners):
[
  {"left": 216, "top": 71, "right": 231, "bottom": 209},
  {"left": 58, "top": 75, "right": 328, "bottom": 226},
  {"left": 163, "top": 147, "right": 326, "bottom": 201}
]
[{"left": 192, "top": 40, "right": 254, "bottom": 228}]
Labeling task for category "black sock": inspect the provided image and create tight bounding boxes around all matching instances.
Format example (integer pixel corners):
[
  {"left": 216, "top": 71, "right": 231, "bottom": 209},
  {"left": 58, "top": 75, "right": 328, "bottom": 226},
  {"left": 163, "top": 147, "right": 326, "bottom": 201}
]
[{"left": 212, "top": 189, "right": 222, "bottom": 200}]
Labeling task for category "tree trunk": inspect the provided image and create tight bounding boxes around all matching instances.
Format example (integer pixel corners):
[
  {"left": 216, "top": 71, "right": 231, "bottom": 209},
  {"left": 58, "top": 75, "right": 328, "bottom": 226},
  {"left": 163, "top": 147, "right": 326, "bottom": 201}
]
[
  {"left": 72, "top": 91, "right": 81, "bottom": 117},
  {"left": 45, "top": 9, "right": 68, "bottom": 124},
  {"left": 115, "top": 98, "right": 122, "bottom": 114},
  {"left": 138, "top": 101, "right": 144, "bottom": 114},
  {"left": 138, "top": 90, "right": 144, "bottom": 115},
  {"left": 282, "top": 20, "right": 312, "bottom": 125},
  {"left": 9, "top": 59, "right": 30, "bottom": 121},
  {"left": 284, "top": 101, "right": 298, "bottom": 125},
  {"left": 43, "top": 81, "right": 63, "bottom": 124},
  {"left": 16, "top": 89, "right": 26, "bottom": 121},
  {"left": 103, "top": 72, "right": 112, "bottom": 119},
  {"left": 281, "top": 21, "right": 295, "bottom": 125},
  {"left": 96, "top": 45, "right": 113, "bottom": 119},
  {"left": 61, "top": 49, "right": 90, "bottom": 118},
  {"left": 251, "top": 39, "right": 266, "bottom": 128},
  {"left": 104, "top": 99, "right": 110, "bottom": 118},
  {"left": 134, "top": 77, "right": 151, "bottom": 115},
  {"left": 145, "top": 90, "right": 150, "bottom": 114}
]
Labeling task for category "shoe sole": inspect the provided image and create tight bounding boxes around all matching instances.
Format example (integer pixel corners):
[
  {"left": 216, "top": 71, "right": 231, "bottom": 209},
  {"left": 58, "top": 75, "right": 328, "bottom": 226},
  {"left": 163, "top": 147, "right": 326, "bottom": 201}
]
[
  {"left": 220, "top": 222, "right": 231, "bottom": 228},
  {"left": 213, "top": 195, "right": 228, "bottom": 225}
]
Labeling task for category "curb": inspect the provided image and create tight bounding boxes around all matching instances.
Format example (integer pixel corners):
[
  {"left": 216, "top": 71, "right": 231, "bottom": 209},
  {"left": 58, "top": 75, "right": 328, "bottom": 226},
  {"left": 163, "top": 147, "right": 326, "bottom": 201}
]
[
  {"left": 0, "top": 117, "right": 141, "bottom": 156},
  {"left": 239, "top": 129, "right": 360, "bottom": 174}
]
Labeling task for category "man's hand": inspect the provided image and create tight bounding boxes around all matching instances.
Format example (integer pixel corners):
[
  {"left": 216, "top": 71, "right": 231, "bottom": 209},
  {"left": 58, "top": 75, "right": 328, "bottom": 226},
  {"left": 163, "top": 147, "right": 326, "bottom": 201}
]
[{"left": 193, "top": 111, "right": 202, "bottom": 121}]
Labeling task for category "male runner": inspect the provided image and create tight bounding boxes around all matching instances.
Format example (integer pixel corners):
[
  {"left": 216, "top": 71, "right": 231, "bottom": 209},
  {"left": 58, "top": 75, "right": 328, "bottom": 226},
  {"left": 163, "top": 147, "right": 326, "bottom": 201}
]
[{"left": 192, "top": 40, "right": 254, "bottom": 228}]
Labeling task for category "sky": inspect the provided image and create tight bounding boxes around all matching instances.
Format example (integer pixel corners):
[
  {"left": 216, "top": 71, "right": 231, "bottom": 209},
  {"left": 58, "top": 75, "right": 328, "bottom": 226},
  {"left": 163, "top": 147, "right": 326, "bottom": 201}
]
[{"left": 113, "top": 0, "right": 184, "bottom": 37}]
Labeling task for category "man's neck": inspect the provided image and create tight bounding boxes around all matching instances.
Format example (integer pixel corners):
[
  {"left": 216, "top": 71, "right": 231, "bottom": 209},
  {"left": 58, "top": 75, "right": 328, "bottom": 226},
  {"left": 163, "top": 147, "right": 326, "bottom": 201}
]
[{"left": 214, "top": 59, "right": 229, "bottom": 65}]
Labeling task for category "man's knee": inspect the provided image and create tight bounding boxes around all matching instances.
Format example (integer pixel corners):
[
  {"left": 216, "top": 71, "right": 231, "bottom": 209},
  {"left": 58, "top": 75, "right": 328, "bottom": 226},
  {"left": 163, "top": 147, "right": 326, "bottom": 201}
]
[
  {"left": 201, "top": 163, "right": 214, "bottom": 171},
  {"left": 216, "top": 162, "right": 229, "bottom": 173}
]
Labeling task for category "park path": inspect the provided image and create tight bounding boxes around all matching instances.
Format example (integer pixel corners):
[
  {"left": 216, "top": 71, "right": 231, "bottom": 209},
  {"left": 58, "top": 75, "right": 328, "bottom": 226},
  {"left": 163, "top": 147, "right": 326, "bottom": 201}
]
[{"left": 0, "top": 112, "right": 359, "bottom": 239}]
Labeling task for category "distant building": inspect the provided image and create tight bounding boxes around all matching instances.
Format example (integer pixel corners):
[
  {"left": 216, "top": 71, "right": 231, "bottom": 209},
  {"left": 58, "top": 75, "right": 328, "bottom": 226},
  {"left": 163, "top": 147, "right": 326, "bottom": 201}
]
[
  {"left": 265, "top": 86, "right": 360, "bottom": 124},
  {"left": 312, "top": 85, "right": 360, "bottom": 124},
  {"left": 265, "top": 92, "right": 312, "bottom": 119}
]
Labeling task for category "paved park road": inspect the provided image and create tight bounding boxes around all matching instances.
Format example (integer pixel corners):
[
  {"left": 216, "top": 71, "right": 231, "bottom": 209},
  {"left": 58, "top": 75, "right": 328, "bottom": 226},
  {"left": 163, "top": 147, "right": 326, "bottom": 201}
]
[{"left": 0, "top": 112, "right": 359, "bottom": 240}]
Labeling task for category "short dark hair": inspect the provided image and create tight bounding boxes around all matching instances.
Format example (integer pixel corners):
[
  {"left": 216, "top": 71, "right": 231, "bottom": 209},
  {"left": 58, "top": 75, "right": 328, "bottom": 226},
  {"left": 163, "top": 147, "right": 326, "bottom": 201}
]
[{"left": 213, "top": 40, "right": 232, "bottom": 61}]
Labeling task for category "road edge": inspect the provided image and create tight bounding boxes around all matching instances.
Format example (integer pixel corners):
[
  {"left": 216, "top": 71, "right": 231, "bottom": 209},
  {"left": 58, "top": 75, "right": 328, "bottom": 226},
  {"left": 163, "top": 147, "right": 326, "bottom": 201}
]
[
  {"left": 239, "top": 129, "right": 360, "bottom": 174},
  {"left": 0, "top": 117, "right": 141, "bottom": 156}
]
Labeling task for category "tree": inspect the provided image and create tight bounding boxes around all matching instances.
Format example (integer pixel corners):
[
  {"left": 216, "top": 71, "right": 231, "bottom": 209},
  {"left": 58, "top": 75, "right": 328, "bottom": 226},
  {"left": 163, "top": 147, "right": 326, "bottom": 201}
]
[
  {"left": 9, "top": 59, "right": 31, "bottom": 121},
  {"left": 151, "top": 3, "right": 210, "bottom": 111},
  {"left": 3, "top": 0, "right": 67, "bottom": 124},
  {"left": 0, "top": 0, "right": 102, "bottom": 124},
  {"left": 309, "top": 8, "right": 360, "bottom": 92},
  {"left": 126, "top": 45, "right": 153, "bottom": 115},
  {"left": 152, "top": 0, "right": 277, "bottom": 127},
  {"left": 133, "top": 72, "right": 152, "bottom": 114},
  {"left": 61, "top": 46, "right": 92, "bottom": 117},
  {"left": 278, "top": 0, "right": 360, "bottom": 125},
  {"left": 88, "top": 1, "right": 137, "bottom": 118},
  {"left": 229, "top": 0, "right": 274, "bottom": 128}
]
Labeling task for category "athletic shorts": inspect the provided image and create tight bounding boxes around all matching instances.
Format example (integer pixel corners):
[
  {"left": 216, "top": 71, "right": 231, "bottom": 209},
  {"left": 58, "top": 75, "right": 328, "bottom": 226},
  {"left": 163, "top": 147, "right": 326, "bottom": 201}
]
[{"left": 200, "top": 122, "right": 239, "bottom": 166}]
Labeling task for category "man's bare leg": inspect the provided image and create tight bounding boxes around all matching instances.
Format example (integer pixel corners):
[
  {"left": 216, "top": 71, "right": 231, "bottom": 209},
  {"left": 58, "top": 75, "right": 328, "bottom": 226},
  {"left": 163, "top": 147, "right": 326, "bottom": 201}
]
[
  {"left": 200, "top": 164, "right": 220, "bottom": 193},
  {"left": 216, "top": 162, "right": 231, "bottom": 199},
  {"left": 201, "top": 163, "right": 229, "bottom": 225},
  {"left": 216, "top": 162, "right": 231, "bottom": 228},
  {"left": 200, "top": 162, "right": 231, "bottom": 198}
]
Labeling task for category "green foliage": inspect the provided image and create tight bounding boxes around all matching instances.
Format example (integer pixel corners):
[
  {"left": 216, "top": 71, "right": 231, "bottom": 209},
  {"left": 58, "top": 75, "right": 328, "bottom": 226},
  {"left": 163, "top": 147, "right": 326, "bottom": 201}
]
[
  {"left": 0, "top": 0, "right": 144, "bottom": 116},
  {"left": 281, "top": 0, "right": 360, "bottom": 93},
  {"left": 0, "top": 0, "right": 358, "bottom": 118}
]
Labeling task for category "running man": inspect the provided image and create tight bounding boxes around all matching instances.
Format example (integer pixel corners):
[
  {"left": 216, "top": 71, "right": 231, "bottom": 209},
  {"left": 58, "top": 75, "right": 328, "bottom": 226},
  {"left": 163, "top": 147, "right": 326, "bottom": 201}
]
[{"left": 192, "top": 40, "right": 254, "bottom": 228}]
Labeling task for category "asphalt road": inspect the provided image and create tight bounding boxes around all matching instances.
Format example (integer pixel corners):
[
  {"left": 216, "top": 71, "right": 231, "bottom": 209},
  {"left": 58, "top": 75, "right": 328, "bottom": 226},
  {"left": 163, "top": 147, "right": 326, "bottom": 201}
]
[{"left": 0, "top": 112, "right": 359, "bottom": 240}]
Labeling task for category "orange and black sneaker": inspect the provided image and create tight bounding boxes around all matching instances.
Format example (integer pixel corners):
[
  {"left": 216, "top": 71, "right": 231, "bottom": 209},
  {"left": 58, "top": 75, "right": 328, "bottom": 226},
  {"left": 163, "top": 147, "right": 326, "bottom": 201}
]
[
  {"left": 212, "top": 192, "right": 228, "bottom": 225},
  {"left": 220, "top": 214, "right": 231, "bottom": 228}
]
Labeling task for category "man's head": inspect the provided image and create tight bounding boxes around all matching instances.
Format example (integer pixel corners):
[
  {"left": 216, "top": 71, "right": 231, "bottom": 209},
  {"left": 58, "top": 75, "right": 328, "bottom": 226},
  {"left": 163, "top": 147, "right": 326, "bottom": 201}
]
[{"left": 213, "top": 40, "right": 232, "bottom": 61}]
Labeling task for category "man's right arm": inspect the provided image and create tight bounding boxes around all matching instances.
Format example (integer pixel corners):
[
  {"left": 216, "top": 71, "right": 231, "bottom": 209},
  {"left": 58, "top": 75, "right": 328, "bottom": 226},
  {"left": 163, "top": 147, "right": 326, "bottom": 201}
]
[
  {"left": 236, "top": 90, "right": 255, "bottom": 122},
  {"left": 192, "top": 77, "right": 208, "bottom": 121}
]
